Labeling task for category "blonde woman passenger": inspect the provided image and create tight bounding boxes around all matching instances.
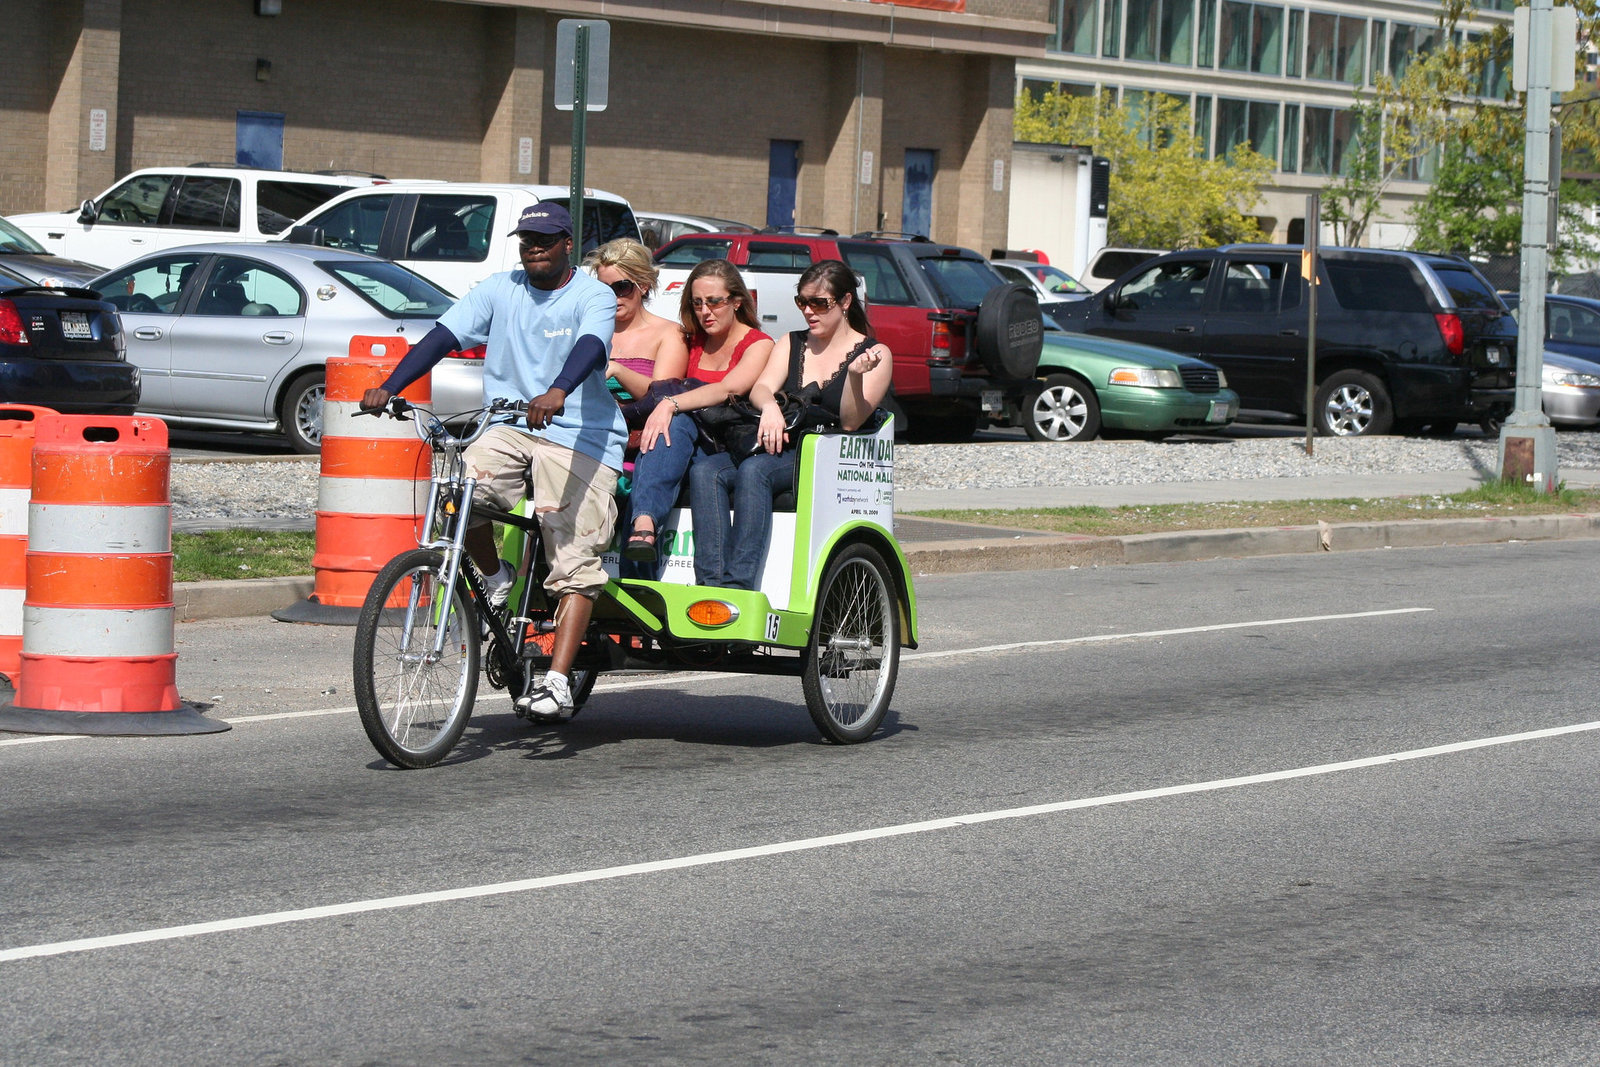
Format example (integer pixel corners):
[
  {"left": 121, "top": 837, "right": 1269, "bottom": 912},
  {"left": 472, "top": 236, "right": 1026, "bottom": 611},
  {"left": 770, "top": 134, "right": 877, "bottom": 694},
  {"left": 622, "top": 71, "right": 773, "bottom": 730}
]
[{"left": 584, "top": 238, "right": 688, "bottom": 396}]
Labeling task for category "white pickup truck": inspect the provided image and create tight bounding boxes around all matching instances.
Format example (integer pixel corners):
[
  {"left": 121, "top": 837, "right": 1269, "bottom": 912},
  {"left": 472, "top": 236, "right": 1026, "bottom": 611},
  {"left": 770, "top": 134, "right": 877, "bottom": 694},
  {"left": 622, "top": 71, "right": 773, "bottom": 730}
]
[{"left": 286, "top": 181, "right": 640, "bottom": 297}]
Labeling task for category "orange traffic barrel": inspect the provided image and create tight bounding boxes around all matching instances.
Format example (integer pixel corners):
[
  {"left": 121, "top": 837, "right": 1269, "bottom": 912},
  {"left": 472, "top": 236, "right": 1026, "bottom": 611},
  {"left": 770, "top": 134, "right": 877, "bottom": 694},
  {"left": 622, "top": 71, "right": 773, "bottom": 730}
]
[
  {"left": 0, "top": 405, "right": 57, "bottom": 691},
  {"left": 273, "top": 336, "right": 430, "bottom": 624},
  {"left": 0, "top": 415, "right": 226, "bottom": 735}
]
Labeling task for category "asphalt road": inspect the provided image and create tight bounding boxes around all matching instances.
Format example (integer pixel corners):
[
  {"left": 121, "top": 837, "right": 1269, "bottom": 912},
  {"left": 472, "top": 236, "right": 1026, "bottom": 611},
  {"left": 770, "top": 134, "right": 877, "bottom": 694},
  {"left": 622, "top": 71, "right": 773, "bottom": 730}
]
[{"left": 4, "top": 541, "right": 1600, "bottom": 1064}]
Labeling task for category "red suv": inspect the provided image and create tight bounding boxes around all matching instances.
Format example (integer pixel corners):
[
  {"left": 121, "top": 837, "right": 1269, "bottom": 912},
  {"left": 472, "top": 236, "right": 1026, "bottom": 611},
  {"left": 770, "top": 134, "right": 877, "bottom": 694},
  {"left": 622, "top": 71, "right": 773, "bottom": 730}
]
[{"left": 651, "top": 229, "right": 1044, "bottom": 441}]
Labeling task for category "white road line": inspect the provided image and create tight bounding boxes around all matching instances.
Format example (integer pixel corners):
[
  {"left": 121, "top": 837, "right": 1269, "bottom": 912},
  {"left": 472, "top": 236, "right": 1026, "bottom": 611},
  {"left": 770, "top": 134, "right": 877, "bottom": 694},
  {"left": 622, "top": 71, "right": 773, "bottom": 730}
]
[
  {"left": 0, "top": 608, "right": 1431, "bottom": 745},
  {"left": 2, "top": 714, "right": 1595, "bottom": 965}
]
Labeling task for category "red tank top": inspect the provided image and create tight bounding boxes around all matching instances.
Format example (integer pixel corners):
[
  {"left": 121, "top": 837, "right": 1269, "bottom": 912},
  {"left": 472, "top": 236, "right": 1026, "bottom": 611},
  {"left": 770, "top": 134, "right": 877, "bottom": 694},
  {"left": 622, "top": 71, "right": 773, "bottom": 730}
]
[{"left": 687, "top": 329, "right": 771, "bottom": 384}]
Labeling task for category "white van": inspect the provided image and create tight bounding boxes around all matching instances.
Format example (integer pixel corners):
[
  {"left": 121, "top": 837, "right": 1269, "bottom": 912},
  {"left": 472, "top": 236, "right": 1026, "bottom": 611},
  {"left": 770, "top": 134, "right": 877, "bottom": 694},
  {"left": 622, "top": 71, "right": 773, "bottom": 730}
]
[
  {"left": 287, "top": 182, "right": 640, "bottom": 297},
  {"left": 5, "top": 166, "right": 383, "bottom": 271}
]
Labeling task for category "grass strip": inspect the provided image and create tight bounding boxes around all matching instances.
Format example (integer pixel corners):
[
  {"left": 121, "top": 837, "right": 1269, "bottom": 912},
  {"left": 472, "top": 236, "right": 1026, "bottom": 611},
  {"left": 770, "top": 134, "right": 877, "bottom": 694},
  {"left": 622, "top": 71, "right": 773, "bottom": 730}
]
[
  {"left": 907, "top": 483, "right": 1600, "bottom": 539},
  {"left": 174, "top": 529, "right": 315, "bottom": 583}
]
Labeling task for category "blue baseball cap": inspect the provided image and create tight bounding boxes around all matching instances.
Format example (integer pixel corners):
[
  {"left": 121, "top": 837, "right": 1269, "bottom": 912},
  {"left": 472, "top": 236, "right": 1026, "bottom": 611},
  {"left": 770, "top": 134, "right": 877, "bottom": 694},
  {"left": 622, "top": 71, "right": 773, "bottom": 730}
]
[{"left": 508, "top": 202, "right": 573, "bottom": 236}]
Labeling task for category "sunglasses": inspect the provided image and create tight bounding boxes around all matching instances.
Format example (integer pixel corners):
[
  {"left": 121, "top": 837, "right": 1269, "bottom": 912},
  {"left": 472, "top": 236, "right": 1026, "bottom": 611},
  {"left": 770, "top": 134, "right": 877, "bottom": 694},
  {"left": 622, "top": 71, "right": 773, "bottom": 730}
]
[
  {"left": 794, "top": 295, "right": 839, "bottom": 312},
  {"left": 691, "top": 295, "right": 736, "bottom": 310},
  {"left": 518, "top": 232, "right": 565, "bottom": 250},
  {"left": 608, "top": 278, "right": 639, "bottom": 298}
]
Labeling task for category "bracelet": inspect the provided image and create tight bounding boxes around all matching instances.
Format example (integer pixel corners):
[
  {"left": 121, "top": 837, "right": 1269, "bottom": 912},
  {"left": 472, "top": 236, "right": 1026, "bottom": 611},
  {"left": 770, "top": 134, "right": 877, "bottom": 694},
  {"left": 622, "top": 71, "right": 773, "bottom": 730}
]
[{"left": 668, "top": 396, "right": 681, "bottom": 414}]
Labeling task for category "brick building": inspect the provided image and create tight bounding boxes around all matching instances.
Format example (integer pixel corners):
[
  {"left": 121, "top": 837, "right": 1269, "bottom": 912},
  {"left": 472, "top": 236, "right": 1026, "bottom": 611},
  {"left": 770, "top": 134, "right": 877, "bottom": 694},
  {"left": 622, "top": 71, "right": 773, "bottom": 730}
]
[{"left": 2, "top": 0, "right": 1051, "bottom": 254}]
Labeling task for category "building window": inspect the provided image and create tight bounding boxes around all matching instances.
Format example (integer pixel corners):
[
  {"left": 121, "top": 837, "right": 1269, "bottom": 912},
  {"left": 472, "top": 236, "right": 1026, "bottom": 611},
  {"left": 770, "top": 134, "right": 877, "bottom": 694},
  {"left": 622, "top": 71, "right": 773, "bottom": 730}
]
[
  {"left": 1368, "top": 20, "right": 1386, "bottom": 86},
  {"left": 1282, "top": 103, "right": 1300, "bottom": 171},
  {"left": 1471, "top": 31, "right": 1511, "bottom": 98},
  {"left": 1194, "top": 94, "right": 1214, "bottom": 156},
  {"left": 1103, "top": 0, "right": 1123, "bottom": 56},
  {"left": 1306, "top": 11, "right": 1365, "bottom": 84},
  {"left": 1219, "top": 2, "right": 1283, "bottom": 76},
  {"left": 1300, "top": 105, "right": 1357, "bottom": 175},
  {"left": 1217, "top": 98, "right": 1280, "bottom": 162},
  {"left": 1052, "top": 0, "right": 1099, "bottom": 55},
  {"left": 1198, "top": 0, "right": 1216, "bottom": 66},
  {"left": 1124, "top": 0, "right": 1194, "bottom": 64},
  {"left": 1389, "top": 22, "right": 1441, "bottom": 81},
  {"left": 1286, "top": 8, "right": 1303, "bottom": 76}
]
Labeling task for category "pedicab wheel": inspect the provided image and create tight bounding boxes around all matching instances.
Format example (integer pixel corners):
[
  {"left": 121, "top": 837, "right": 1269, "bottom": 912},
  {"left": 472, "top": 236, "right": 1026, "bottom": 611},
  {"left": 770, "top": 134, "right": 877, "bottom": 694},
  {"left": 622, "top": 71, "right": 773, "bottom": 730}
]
[
  {"left": 802, "top": 543, "right": 900, "bottom": 744},
  {"left": 354, "top": 549, "right": 481, "bottom": 769}
]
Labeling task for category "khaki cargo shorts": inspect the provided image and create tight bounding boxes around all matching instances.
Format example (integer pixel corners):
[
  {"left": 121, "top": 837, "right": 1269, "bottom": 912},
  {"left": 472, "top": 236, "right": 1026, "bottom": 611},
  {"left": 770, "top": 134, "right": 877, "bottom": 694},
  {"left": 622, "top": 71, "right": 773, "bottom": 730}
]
[{"left": 465, "top": 425, "right": 619, "bottom": 599}]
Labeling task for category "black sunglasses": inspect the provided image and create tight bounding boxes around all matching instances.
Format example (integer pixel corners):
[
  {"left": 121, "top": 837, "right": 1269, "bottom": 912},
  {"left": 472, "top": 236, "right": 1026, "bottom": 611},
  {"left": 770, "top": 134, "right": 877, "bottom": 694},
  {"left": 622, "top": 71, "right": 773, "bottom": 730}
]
[
  {"left": 518, "top": 231, "right": 565, "bottom": 250},
  {"left": 795, "top": 295, "right": 839, "bottom": 312},
  {"left": 608, "top": 278, "right": 639, "bottom": 298}
]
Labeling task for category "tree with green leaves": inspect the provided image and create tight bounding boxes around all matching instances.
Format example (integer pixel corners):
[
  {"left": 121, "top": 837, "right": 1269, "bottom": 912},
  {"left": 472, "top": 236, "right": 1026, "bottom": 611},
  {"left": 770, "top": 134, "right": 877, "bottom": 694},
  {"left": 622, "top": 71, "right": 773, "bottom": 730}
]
[{"left": 1014, "top": 89, "right": 1273, "bottom": 249}]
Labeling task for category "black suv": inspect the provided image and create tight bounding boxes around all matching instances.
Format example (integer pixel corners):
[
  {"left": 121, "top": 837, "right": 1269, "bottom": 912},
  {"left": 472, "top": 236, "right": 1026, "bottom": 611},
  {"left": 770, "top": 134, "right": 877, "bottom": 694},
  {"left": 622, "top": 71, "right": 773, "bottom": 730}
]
[
  {"left": 1054, "top": 244, "right": 1515, "bottom": 436},
  {"left": 652, "top": 230, "right": 1044, "bottom": 441}
]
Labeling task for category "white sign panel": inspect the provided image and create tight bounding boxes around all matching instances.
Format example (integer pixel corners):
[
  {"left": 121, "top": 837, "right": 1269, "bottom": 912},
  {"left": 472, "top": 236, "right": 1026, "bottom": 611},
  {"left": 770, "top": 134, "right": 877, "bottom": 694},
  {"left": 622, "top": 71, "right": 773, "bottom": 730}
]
[
  {"left": 88, "top": 109, "right": 107, "bottom": 151},
  {"left": 860, "top": 150, "right": 874, "bottom": 185},
  {"left": 992, "top": 158, "right": 1005, "bottom": 192},
  {"left": 517, "top": 137, "right": 533, "bottom": 175}
]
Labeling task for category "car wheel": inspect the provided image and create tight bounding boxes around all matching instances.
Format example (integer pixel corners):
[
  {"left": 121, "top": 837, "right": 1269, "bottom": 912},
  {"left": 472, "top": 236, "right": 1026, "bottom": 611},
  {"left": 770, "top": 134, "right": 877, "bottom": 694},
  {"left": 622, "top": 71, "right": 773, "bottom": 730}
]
[
  {"left": 1024, "top": 374, "right": 1101, "bottom": 442},
  {"left": 281, "top": 370, "right": 326, "bottom": 453},
  {"left": 1313, "top": 370, "right": 1392, "bottom": 437}
]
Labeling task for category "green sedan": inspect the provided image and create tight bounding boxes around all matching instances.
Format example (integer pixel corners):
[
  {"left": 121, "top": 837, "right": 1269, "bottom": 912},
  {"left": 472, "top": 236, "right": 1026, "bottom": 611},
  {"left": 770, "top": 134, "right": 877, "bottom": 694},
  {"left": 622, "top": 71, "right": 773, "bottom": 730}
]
[{"left": 1025, "top": 328, "right": 1241, "bottom": 442}]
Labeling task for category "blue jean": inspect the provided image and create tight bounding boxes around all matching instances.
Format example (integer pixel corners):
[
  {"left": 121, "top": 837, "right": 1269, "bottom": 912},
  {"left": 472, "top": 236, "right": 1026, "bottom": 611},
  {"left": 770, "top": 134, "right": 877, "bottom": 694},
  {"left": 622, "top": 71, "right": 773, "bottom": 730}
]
[
  {"left": 690, "top": 450, "right": 796, "bottom": 589},
  {"left": 628, "top": 412, "right": 705, "bottom": 530}
]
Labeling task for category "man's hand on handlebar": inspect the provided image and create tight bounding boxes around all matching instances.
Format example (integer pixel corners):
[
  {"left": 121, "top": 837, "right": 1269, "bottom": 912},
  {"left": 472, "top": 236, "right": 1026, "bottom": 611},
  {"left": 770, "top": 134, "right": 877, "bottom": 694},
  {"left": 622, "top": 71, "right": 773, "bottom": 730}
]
[
  {"left": 525, "top": 387, "right": 567, "bottom": 431},
  {"left": 359, "top": 387, "right": 392, "bottom": 414}
]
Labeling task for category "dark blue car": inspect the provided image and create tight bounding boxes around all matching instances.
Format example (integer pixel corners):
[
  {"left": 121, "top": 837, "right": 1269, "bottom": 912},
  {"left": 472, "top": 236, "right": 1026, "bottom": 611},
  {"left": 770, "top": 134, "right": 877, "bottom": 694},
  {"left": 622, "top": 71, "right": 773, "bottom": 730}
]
[{"left": 0, "top": 263, "right": 140, "bottom": 416}]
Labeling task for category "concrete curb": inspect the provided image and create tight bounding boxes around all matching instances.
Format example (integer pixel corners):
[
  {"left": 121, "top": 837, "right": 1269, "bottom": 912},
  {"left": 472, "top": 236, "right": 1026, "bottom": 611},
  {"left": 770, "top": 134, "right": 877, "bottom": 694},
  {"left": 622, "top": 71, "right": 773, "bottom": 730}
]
[{"left": 175, "top": 513, "right": 1600, "bottom": 621}]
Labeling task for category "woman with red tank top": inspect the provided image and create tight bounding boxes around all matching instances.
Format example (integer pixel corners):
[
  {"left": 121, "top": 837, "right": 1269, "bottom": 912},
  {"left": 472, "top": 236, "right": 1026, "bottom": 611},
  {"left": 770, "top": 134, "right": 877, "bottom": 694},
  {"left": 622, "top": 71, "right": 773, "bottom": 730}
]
[{"left": 624, "top": 259, "right": 774, "bottom": 563}]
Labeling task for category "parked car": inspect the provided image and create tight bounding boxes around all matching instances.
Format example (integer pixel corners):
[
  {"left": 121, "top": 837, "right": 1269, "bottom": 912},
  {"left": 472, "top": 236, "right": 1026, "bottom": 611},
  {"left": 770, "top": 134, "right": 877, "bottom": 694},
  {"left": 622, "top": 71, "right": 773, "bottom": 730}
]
[
  {"left": 6, "top": 165, "right": 383, "bottom": 271},
  {"left": 1054, "top": 245, "right": 1516, "bottom": 437},
  {"left": 0, "top": 263, "right": 139, "bottom": 416},
  {"left": 992, "top": 258, "right": 1091, "bottom": 328},
  {"left": 88, "top": 242, "right": 470, "bottom": 451},
  {"left": 1499, "top": 292, "right": 1600, "bottom": 428},
  {"left": 1080, "top": 247, "right": 1164, "bottom": 293},
  {"left": 286, "top": 181, "right": 639, "bottom": 297},
  {"left": 0, "top": 216, "right": 106, "bottom": 288},
  {"left": 1027, "top": 326, "right": 1238, "bottom": 441},
  {"left": 636, "top": 211, "right": 756, "bottom": 250},
  {"left": 650, "top": 229, "right": 1044, "bottom": 442}
]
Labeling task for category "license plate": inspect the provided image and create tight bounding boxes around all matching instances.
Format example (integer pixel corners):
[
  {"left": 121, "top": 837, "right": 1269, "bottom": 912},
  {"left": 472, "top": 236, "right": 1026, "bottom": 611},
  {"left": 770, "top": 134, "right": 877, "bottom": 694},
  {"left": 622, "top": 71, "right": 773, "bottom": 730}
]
[
  {"left": 981, "top": 389, "right": 1003, "bottom": 413},
  {"left": 1485, "top": 345, "right": 1505, "bottom": 366},
  {"left": 59, "top": 311, "right": 92, "bottom": 340},
  {"left": 1207, "top": 400, "right": 1234, "bottom": 423}
]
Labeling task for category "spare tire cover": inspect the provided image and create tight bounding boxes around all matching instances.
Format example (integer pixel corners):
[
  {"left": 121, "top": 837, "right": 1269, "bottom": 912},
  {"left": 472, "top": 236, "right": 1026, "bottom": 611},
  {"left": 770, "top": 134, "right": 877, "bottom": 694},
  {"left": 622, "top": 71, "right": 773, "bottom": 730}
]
[{"left": 974, "top": 282, "right": 1044, "bottom": 379}]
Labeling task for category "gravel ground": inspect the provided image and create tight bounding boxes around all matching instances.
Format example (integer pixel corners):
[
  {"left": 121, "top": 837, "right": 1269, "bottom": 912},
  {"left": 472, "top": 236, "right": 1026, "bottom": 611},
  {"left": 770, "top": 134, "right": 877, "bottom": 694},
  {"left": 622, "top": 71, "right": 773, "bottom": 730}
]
[{"left": 169, "top": 432, "right": 1600, "bottom": 527}]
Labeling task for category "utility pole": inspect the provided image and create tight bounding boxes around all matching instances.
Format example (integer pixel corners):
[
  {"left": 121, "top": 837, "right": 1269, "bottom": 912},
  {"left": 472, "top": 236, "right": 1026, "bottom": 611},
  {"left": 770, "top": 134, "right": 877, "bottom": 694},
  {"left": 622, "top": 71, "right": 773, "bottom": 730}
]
[{"left": 1502, "top": 0, "right": 1574, "bottom": 491}]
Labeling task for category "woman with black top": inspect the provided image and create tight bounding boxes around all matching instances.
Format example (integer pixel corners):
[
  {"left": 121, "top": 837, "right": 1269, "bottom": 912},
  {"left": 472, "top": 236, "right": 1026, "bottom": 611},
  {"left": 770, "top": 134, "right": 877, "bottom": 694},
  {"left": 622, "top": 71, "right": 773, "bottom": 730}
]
[{"left": 689, "top": 260, "right": 894, "bottom": 589}]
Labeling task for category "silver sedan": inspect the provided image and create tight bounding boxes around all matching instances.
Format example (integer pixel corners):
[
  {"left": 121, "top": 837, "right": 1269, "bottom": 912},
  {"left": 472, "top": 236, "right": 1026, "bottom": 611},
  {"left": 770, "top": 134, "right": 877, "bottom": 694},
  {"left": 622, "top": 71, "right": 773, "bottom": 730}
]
[{"left": 90, "top": 242, "right": 481, "bottom": 451}]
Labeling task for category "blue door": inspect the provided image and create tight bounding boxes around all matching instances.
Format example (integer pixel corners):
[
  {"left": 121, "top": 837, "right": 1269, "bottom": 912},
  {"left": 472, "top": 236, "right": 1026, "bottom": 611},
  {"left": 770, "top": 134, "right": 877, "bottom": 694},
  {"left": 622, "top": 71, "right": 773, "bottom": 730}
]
[
  {"left": 767, "top": 140, "right": 799, "bottom": 230},
  {"left": 236, "top": 111, "right": 284, "bottom": 169},
  {"left": 903, "top": 148, "right": 936, "bottom": 237}
]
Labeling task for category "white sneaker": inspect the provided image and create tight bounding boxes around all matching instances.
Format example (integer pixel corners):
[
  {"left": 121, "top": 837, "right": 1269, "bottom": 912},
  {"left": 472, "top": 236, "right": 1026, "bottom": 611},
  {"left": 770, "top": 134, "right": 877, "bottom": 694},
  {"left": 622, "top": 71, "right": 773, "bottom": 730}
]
[
  {"left": 483, "top": 561, "right": 514, "bottom": 610},
  {"left": 517, "top": 672, "right": 574, "bottom": 720}
]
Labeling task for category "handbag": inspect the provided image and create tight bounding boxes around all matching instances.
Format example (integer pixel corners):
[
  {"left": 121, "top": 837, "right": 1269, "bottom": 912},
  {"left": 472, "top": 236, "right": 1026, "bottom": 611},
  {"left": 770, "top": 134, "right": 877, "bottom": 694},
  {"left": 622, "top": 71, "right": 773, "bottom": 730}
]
[
  {"left": 700, "top": 385, "right": 836, "bottom": 460},
  {"left": 618, "top": 378, "right": 694, "bottom": 430}
]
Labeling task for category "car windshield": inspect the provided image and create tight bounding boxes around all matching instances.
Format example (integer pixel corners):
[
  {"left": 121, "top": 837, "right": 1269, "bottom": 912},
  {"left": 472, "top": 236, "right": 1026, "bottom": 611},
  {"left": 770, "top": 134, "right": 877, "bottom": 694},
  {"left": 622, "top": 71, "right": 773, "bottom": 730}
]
[
  {"left": 540, "top": 197, "right": 641, "bottom": 254},
  {"left": 320, "top": 260, "right": 453, "bottom": 317},
  {"left": 0, "top": 217, "right": 49, "bottom": 255},
  {"left": 918, "top": 255, "right": 1006, "bottom": 308},
  {"left": 1036, "top": 265, "right": 1087, "bottom": 293}
]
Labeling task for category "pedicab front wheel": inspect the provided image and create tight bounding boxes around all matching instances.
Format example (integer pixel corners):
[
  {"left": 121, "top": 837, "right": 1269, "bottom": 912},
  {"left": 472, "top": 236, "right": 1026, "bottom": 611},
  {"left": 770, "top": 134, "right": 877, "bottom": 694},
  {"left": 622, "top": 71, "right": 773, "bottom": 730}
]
[
  {"left": 354, "top": 549, "right": 481, "bottom": 768},
  {"left": 802, "top": 543, "right": 900, "bottom": 744}
]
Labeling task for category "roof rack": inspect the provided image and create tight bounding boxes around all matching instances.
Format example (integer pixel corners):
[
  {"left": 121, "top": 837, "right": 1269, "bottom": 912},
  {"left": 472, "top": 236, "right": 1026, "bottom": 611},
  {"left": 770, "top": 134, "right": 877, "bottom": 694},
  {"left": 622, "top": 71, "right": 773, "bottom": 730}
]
[
  {"left": 756, "top": 225, "right": 839, "bottom": 236},
  {"left": 311, "top": 169, "right": 388, "bottom": 178},
  {"left": 185, "top": 162, "right": 388, "bottom": 179},
  {"left": 849, "top": 230, "right": 931, "bottom": 242}
]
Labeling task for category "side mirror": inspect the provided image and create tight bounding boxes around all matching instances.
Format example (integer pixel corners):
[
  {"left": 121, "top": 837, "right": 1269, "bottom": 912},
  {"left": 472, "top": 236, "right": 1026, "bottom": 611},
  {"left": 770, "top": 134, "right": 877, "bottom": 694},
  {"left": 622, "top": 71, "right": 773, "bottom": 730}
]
[
  {"left": 77, "top": 199, "right": 98, "bottom": 224},
  {"left": 283, "top": 224, "right": 325, "bottom": 246},
  {"left": 1103, "top": 290, "right": 1120, "bottom": 313}
]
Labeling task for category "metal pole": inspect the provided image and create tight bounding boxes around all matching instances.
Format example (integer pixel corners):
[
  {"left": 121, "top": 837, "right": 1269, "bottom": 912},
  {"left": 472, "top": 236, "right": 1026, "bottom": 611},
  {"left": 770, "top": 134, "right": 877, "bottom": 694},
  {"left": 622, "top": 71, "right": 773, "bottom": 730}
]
[
  {"left": 1303, "top": 194, "right": 1319, "bottom": 456},
  {"left": 1502, "top": 0, "right": 1557, "bottom": 491},
  {"left": 569, "top": 24, "right": 589, "bottom": 254}
]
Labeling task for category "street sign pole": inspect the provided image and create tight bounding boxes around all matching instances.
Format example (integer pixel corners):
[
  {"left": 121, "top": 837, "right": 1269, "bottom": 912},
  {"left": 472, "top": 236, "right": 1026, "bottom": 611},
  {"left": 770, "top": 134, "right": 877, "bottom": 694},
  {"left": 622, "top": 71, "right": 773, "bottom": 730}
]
[
  {"left": 1303, "top": 193, "right": 1319, "bottom": 457},
  {"left": 1502, "top": 0, "right": 1569, "bottom": 491},
  {"left": 569, "top": 23, "right": 589, "bottom": 252}
]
